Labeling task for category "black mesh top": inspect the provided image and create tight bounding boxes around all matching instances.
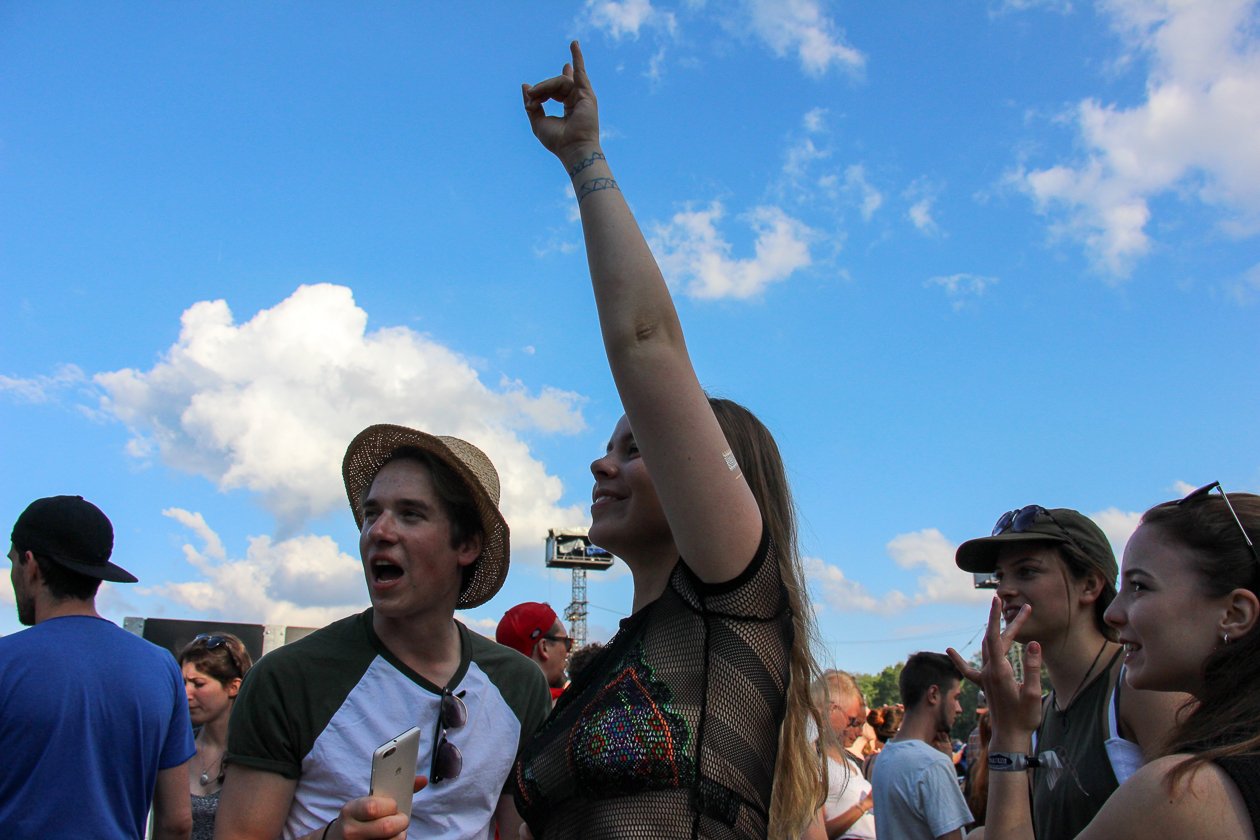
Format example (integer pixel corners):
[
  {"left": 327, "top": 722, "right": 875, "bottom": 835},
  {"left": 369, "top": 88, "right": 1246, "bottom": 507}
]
[{"left": 513, "top": 528, "right": 792, "bottom": 839}]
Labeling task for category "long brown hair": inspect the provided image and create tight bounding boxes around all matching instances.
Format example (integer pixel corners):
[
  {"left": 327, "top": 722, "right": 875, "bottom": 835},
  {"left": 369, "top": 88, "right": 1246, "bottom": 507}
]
[
  {"left": 1057, "top": 540, "right": 1119, "bottom": 642},
  {"left": 966, "top": 710, "right": 991, "bottom": 824},
  {"left": 1142, "top": 491, "right": 1260, "bottom": 785},
  {"left": 709, "top": 397, "right": 826, "bottom": 839}
]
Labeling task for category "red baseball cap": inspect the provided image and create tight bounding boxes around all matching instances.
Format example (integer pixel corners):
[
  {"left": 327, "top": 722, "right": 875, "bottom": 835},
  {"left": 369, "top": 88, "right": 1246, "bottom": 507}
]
[{"left": 495, "top": 602, "right": 557, "bottom": 657}]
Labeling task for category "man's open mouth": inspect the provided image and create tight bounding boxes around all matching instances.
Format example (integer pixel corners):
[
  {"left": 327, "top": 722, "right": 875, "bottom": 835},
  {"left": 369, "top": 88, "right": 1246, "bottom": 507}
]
[{"left": 372, "top": 561, "right": 404, "bottom": 583}]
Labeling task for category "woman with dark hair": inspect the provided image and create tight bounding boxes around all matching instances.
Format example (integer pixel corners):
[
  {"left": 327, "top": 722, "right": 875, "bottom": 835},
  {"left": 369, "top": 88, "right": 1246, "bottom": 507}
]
[
  {"left": 178, "top": 632, "right": 253, "bottom": 840},
  {"left": 953, "top": 484, "right": 1260, "bottom": 839},
  {"left": 861, "top": 704, "right": 904, "bottom": 779},
  {"left": 514, "top": 42, "right": 824, "bottom": 840},
  {"left": 963, "top": 710, "right": 991, "bottom": 829},
  {"left": 953, "top": 506, "right": 1185, "bottom": 838}
]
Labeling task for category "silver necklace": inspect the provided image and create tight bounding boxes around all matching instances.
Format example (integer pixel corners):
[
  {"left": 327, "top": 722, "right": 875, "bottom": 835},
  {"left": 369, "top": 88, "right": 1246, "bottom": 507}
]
[{"left": 198, "top": 749, "right": 224, "bottom": 786}]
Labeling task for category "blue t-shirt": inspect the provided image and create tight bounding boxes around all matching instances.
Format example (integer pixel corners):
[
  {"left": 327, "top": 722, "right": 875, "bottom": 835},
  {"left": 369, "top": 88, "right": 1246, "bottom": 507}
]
[
  {"left": 0, "top": 615, "right": 196, "bottom": 839},
  {"left": 872, "top": 739, "right": 972, "bottom": 840}
]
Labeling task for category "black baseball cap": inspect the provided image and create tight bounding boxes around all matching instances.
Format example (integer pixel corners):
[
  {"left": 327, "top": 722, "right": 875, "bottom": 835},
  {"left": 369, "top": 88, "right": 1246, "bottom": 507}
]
[
  {"left": 10, "top": 495, "right": 138, "bottom": 583},
  {"left": 955, "top": 506, "right": 1117, "bottom": 582}
]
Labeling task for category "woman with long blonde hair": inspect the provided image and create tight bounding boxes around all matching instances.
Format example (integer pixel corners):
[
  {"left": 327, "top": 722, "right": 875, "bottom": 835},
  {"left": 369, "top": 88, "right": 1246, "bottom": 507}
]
[{"left": 513, "top": 41, "right": 825, "bottom": 840}]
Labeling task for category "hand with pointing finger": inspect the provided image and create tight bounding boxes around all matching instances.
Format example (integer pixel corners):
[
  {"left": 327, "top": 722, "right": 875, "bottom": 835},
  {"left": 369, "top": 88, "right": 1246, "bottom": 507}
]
[{"left": 522, "top": 40, "right": 601, "bottom": 168}]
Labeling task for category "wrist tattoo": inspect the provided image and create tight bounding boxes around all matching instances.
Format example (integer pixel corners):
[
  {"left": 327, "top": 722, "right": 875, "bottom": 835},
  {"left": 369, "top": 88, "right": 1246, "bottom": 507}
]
[
  {"left": 568, "top": 151, "right": 605, "bottom": 177},
  {"left": 576, "top": 177, "right": 619, "bottom": 202}
]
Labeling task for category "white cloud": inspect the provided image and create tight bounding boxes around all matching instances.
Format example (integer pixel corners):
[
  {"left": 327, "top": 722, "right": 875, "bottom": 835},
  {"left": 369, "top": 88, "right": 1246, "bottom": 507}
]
[
  {"left": 803, "top": 106, "right": 829, "bottom": 133},
  {"left": 162, "top": 508, "right": 225, "bottom": 561},
  {"left": 845, "top": 165, "right": 884, "bottom": 221},
  {"left": 926, "top": 273, "right": 1000, "bottom": 309},
  {"left": 586, "top": 0, "right": 678, "bottom": 40},
  {"left": 147, "top": 510, "right": 367, "bottom": 627},
  {"left": 908, "top": 197, "right": 939, "bottom": 235},
  {"left": 463, "top": 616, "right": 500, "bottom": 638},
  {"left": 1228, "top": 260, "right": 1260, "bottom": 304},
  {"left": 806, "top": 528, "right": 990, "bottom": 615},
  {"left": 744, "top": 0, "right": 865, "bottom": 76},
  {"left": 773, "top": 113, "right": 883, "bottom": 224},
  {"left": 1014, "top": 0, "right": 1260, "bottom": 277},
  {"left": 1089, "top": 506, "right": 1144, "bottom": 561},
  {"left": 0, "top": 364, "right": 86, "bottom": 403},
  {"left": 782, "top": 137, "right": 830, "bottom": 184},
  {"left": 93, "top": 284, "right": 589, "bottom": 546},
  {"left": 1171, "top": 479, "right": 1199, "bottom": 496},
  {"left": 646, "top": 46, "right": 669, "bottom": 81},
  {"left": 889, "top": 528, "right": 992, "bottom": 606},
  {"left": 651, "top": 202, "right": 815, "bottom": 298},
  {"left": 994, "top": 0, "right": 1075, "bottom": 12},
  {"left": 806, "top": 555, "right": 910, "bottom": 614}
]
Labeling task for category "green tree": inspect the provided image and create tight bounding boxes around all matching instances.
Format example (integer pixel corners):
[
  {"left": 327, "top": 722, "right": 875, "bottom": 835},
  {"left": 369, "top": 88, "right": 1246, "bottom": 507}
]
[
  {"left": 952, "top": 658, "right": 985, "bottom": 742},
  {"left": 856, "top": 661, "right": 902, "bottom": 709}
]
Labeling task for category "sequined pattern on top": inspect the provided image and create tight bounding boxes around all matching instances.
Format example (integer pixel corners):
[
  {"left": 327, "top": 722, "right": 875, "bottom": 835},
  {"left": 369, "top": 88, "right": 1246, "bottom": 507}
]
[
  {"left": 513, "top": 528, "right": 788, "bottom": 839},
  {"left": 566, "top": 645, "right": 696, "bottom": 797}
]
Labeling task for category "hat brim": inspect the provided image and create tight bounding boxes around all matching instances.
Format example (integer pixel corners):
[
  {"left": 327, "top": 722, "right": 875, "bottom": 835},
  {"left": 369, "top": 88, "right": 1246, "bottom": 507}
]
[
  {"left": 955, "top": 530, "right": 1069, "bottom": 574},
  {"left": 342, "top": 425, "right": 509, "bottom": 609},
  {"left": 51, "top": 554, "right": 139, "bottom": 583}
]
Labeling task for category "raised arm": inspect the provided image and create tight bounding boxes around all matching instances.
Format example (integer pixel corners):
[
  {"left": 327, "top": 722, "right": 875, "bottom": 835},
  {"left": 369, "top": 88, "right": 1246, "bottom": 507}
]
[{"left": 522, "top": 42, "right": 761, "bottom": 581}]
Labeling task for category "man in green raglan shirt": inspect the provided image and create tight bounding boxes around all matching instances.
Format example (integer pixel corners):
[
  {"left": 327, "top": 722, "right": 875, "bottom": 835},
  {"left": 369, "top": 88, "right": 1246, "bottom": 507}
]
[{"left": 214, "top": 425, "right": 551, "bottom": 840}]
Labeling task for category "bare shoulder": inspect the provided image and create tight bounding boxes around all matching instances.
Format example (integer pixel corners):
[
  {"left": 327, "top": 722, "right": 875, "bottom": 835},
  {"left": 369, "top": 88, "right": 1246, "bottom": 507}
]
[
  {"left": 1117, "top": 681, "right": 1194, "bottom": 755},
  {"left": 1078, "top": 754, "right": 1254, "bottom": 840}
]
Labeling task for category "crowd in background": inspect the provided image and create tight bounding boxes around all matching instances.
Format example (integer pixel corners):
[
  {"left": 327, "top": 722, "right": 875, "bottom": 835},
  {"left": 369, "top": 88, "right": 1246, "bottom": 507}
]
[{"left": 3, "top": 38, "right": 1259, "bottom": 840}]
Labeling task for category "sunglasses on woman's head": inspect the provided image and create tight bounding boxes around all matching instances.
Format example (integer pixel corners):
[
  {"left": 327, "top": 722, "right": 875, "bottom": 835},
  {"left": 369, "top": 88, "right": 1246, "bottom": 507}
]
[
  {"left": 1178, "top": 481, "right": 1258, "bottom": 562},
  {"left": 429, "top": 689, "right": 467, "bottom": 783},
  {"left": 193, "top": 633, "right": 243, "bottom": 677},
  {"left": 194, "top": 633, "right": 227, "bottom": 648},
  {"left": 992, "top": 504, "right": 1092, "bottom": 559}
]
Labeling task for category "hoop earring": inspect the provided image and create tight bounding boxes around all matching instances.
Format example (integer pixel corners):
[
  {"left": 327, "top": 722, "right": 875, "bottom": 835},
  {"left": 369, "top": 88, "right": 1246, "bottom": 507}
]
[{"left": 1223, "top": 633, "right": 1230, "bottom": 645}]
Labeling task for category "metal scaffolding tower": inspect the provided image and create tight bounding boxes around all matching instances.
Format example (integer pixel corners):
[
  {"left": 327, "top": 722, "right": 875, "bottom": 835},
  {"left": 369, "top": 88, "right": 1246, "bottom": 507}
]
[
  {"left": 564, "top": 569, "right": 589, "bottom": 648},
  {"left": 545, "top": 528, "right": 613, "bottom": 650}
]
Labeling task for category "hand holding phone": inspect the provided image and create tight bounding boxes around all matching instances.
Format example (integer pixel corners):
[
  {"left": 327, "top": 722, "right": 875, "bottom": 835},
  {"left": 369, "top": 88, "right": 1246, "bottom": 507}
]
[{"left": 370, "top": 726, "right": 422, "bottom": 818}]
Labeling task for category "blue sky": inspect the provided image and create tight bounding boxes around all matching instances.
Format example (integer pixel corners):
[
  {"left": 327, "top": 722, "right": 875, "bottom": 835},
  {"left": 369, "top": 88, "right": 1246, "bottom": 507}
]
[{"left": 2, "top": 0, "right": 1257, "bottom": 674}]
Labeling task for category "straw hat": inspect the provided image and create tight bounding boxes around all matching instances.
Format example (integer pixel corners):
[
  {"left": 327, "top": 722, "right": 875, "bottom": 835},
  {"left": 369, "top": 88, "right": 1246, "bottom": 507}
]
[{"left": 342, "top": 424, "right": 509, "bottom": 609}]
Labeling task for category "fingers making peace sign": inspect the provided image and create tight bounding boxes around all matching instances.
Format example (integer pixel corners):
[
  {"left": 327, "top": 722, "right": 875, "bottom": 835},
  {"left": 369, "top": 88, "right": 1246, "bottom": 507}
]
[{"left": 948, "top": 597, "right": 1044, "bottom": 742}]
